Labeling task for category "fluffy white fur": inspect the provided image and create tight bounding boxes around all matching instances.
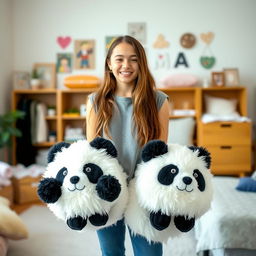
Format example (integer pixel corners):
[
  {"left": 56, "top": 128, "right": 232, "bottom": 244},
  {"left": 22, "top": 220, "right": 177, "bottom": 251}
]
[
  {"left": 44, "top": 140, "right": 128, "bottom": 230},
  {"left": 125, "top": 143, "right": 213, "bottom": 242}
]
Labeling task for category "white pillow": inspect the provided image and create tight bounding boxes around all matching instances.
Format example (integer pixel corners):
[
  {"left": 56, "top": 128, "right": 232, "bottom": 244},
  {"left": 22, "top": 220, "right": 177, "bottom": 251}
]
[
  {"left": 205, "top": 95, "right": 237, "bottom": 116},
  {"left": 168, "top": 117, "right": 195, "bottom": 145},
  {"left": 251, "top": 170, "right": 256, "bottom": 180}
]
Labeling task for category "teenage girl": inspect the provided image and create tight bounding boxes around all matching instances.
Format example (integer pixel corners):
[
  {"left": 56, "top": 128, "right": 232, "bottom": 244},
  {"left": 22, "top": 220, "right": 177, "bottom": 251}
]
[{"left": 86, "top": 35, "right": 169, "bottom": 256}]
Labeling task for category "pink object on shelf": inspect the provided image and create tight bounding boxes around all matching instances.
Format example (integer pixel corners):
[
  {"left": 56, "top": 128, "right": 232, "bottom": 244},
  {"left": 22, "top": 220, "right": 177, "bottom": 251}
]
[{"left": 160, "top": 73, "right": 198, "bottom": 88}]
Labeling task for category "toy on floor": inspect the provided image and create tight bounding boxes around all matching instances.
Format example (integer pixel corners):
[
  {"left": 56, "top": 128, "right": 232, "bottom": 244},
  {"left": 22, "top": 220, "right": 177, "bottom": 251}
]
[
  {"left": 38, "top": 137, "right": 128, "bottom": 231},
  {"left": 125, "top": 140, "right": 213, "bottom": 242}
]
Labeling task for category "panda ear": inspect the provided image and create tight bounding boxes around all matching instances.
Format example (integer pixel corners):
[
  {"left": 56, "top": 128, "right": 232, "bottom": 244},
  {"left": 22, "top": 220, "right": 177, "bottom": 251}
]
[
  {"left": 47, "top": 142, "right": 71, "bottom": 163},
  {"left": 90, "top": 137, "right": 117, "bottom": 158},
  {"left": 188, "top": 146, "right": 211, "bottom": 169},
  {"left": 141, "top": 140, "right": 168, "bottom": 162}
]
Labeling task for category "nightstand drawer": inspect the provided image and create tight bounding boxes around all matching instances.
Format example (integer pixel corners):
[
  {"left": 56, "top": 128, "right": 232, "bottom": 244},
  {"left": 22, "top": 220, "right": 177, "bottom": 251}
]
[
  {"left": 199, "top": 122, "right": 251, "bottom": 145},
  {"left": 207, "top": 145, "right": 251, "bottom": 173}
]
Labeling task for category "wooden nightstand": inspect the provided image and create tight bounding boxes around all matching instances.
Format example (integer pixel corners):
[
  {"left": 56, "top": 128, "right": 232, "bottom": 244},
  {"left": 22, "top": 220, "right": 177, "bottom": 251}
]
[{"left": 198, "top": 121, "right": 252, "bottom": 176}]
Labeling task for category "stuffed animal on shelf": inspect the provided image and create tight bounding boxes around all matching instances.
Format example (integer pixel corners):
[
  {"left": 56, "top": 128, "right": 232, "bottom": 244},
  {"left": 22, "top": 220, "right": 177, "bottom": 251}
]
[
  {"left": 38, "top": 137, "right": 128, "bottom": 231},
  {"left": 125, "top": 140, "right": 213, "bottom": 243}
]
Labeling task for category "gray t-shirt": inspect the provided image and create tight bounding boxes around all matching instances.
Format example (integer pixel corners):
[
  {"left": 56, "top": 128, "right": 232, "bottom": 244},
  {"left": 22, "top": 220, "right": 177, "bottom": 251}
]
[{"left": 89, "top": 90, "right": 168, "bottom": 180}]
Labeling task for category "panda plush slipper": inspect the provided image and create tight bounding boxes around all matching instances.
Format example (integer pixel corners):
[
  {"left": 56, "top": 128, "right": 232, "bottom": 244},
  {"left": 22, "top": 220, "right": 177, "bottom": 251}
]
[
  {"left": 125, "top": 140, "right": 213, "bottom": 243},
  {"left": 38, "top": 137, "right": 128, "bottom": 231}
]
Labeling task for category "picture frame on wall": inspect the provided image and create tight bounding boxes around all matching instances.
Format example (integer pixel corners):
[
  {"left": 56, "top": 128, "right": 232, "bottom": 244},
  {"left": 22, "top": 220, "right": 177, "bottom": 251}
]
[
  {"left": 56, "top": 53, "right": 72, "bottom": 73},
  {"left": 13, "top": 71, "right": 30, "bottom": 90},
  {"left": 128, "top": 22, "right": 146, "bottom": 44},
  {"left": 211, "top": 72, "right": 225, "bottom": 87},
  {"left": 34, "top": 63, "right": 56, "bottom": 88},
  {"left": 223, "top": 68, "right": 240, "bottom": 86},
  {"left": 105, "top": 36, "right": 119, "bottom": 55},
  {"left": 74, "top": 40, "right": 95, "bottom": 70}
]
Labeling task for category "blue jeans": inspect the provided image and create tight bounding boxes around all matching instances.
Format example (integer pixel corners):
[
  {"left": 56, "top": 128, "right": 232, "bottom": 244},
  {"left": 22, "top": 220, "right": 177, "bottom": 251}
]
[{"left": 97, "top": 219, "right": 163, "bottom": 256}]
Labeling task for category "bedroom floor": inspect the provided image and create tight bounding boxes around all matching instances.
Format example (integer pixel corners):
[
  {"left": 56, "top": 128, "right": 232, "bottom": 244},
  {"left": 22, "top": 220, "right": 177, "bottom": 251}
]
[{"left": 9, "top": 204, "right": 198, "bottom": 256}]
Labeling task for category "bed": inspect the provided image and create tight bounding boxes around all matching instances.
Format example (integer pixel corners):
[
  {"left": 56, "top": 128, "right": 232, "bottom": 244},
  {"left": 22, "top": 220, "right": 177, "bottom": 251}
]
[{"left": 195, "top": 176, "right": 256, "bottom": 256}]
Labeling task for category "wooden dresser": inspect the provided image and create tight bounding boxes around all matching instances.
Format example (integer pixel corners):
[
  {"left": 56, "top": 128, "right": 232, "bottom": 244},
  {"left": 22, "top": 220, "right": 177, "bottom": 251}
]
[{"left": 197, "top": 87, "right": 252, "bottom": 176}]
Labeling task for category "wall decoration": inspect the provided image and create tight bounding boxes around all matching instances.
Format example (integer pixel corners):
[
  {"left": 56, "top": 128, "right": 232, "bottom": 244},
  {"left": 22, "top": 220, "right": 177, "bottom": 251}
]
[
  {"left": 57, "top": 36, "right": 72, "bottom": 49},
  {"left": 34, "top": 63, "right": 56, "bottom": 88},
  {"left": 153, "top": 34, "right": 170, "bottom": 49},
  {"left": 200, "top": 32, "right": 214, "bottom": 45},
  {"left": 223, "top": 68, "right": 240, "bottom": 86},
  {"left": 56, "top": 53, "right": 72, "bottom": 73},
  {"left": 174, "top": 52, "right": 189, "bottom": 68},
  {"left": 74, "top": 40, "right": 95, "bottom": 69},
  {"left": 153, "top": 34, "right": 170, "bottom": 70},
  {"left": 105, "top": 36, "right": 119, "bottom": 54},
  {"left": 211, "top": 72, "right": 225, "bottom": 87},
  {"left": 155, "top": 52, "right": 170, "bottom": 69},
  {"left": 200, "top": 56, "right": 215, "bottom": 69},
  {"left": 180, "top": 33, "right": 196, "bottom": 49},
  {"left": 199, "top": 32, "right": 215, "bottom": 69},
  {"left": 128, "top": 22, "right": 146, "bottom": 44},
  {"left": 13, "top": 71, "right": 30, "bottom": 90}
]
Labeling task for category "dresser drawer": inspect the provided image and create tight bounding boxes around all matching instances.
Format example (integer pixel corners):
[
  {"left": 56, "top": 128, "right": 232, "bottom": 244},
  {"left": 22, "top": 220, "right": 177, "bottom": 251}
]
[
  {"left": 207, "top": 145, "right": 251, "bottom": 173},
  {"left": 198, "top": 122, "right": 251, "bottom": 145}
]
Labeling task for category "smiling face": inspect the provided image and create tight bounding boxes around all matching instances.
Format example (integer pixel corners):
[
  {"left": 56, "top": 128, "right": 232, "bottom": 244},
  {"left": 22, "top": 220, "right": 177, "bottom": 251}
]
[
  {"left": 55, "top": 162, "right": 104, "bottom": 193},
  {"left": 107, "top": 42, "right": 139, "bottom": 89},
  {"left": 135, "top": 144, "right": 213, "bottom": 217}
]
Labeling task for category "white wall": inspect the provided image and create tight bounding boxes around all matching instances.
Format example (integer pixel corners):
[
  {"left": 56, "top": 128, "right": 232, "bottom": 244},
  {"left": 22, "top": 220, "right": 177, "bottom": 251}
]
[
  {"left": 0, "top": 0, "right": 13, "bottom": 114},
  {"left": 8, "top": 0, "right": 256, "bottom": 124},
  {"left": 0, "top": 0, "right": 13, "bottom": 161}
]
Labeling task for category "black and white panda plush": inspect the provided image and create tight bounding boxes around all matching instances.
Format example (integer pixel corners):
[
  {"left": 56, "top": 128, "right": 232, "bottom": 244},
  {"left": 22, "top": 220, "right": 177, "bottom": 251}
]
[
  {"left": 38, "top": 137, "right": 128, "bottom": 231},
  {"left": 125, "top": 140, "right": 213, "bottom": 243}
]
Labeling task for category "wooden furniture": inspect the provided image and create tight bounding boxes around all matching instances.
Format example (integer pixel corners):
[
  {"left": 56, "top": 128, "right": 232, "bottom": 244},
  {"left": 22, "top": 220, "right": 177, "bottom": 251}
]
[
  {"left": 12, "top": 86, "right": 251, "bottom": 176},
  {"left": 11, "top": 88, "right": 97, "bottom": 165},
  {"left": 197, "top": 87, "right": 251, "bottom": 176}
]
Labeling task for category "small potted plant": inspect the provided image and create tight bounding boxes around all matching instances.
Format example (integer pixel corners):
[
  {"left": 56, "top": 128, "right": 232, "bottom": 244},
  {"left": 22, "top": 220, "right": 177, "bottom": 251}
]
[
  {"left": 30, "top": 69, "right": 41, "bottom": 89},
  {"left": 47, "top": 105, "right": 56, "bottom": 116},
  {"left": 0, "top": 110, "right": 25, "bottom": 162}
]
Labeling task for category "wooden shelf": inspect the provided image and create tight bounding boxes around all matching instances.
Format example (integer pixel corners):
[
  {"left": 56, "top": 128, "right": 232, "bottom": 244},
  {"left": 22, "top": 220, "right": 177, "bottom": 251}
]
[
  {"left": 169, "top": 115, "right": 196, "bottom": 119},
  {"left": 12, "top": 86, "right": 251, "bottom": 176},
  {"left": 33, "top": 142, "right": 55, "bottom": 147},
  {"left": 45, "top": 116, "right": 57, "bottom": 120},
  {"left": 62, "top": 115, "right": 86, "bottom": 120},
  {"left": 13, "top": 88, "right": 57, "bottom": 94}
]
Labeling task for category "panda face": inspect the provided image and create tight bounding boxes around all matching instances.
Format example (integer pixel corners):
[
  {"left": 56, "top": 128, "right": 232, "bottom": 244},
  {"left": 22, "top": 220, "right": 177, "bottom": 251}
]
[
  {"left": 157, "top": 164, "right": 206, "bottom": 193},
  {"left": 136, "top": 143, "right": 213, "bottom": 217},
  {"left": 54, "top": 162, "right": 104, "bottom": 193}
]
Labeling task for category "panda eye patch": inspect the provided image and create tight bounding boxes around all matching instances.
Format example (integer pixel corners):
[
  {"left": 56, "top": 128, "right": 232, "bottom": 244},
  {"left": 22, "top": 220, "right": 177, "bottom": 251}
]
[
  {"left": 158, "top": 164, "right": 179, "bottom": 186},
  {"left": 193, "top": 169, "right": 205, "bottom": 192},
  {"left": 56, "top": 167, "right": 68, "bottom": 185},
  {"left": 83, "top": 163, "right": 103, "bottom": 184}
]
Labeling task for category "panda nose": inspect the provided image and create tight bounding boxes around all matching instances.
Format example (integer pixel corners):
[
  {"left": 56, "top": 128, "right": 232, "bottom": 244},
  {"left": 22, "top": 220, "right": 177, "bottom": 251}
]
[
  {"left": 183, "top": 176, "right": 192, "bottom": 185},
  {"left": 70, "top": 176, "right": 80, "bottom": 184}
]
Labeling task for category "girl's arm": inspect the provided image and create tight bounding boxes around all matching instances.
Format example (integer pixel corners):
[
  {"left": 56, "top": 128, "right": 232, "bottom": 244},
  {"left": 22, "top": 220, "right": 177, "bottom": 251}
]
[
  {"left": 158, "top": 99, "right": 170, "bottom": 143},
  {"left": 86, "top": 99, "right": 98, "bottom": 142}
]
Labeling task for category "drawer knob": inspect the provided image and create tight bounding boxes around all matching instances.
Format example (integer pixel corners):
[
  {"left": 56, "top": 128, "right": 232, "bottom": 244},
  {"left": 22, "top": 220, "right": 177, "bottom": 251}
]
[
  {"left": 220, "top": 124, "right": 232, "bottom": 128},
  {"left": 220, "top": 146, "right": 232, "bottom": 149}
]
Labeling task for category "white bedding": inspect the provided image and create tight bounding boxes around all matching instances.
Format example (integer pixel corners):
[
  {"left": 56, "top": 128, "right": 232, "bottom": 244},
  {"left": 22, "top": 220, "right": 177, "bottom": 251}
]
[{"left": 195, "top": 176, "right": 256, "bottom": 253}]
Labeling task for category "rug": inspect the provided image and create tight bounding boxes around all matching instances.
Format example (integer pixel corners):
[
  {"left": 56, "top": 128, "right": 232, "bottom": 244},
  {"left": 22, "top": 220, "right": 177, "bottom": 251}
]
[{"left": 8, "top": 206, "right": 197, "bottom": 256}]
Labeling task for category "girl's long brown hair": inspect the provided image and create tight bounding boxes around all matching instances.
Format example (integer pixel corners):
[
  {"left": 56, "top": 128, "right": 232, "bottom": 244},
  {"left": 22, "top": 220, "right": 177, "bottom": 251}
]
[{"left": 94, "top": 35, "right": 160, "bottom": 146}]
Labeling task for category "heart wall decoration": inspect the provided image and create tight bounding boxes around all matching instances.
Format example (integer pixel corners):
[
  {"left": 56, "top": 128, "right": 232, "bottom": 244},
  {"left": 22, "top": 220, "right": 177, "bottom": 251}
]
[
  {"left": 200, "top": 32, "right": 214, "bottom": 45},
  {"left": 57, "top": 36, "right": 72, "bottom": 49},
  {"left": 199, "top": 31, "right": 216, "bottom": 69}
]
